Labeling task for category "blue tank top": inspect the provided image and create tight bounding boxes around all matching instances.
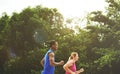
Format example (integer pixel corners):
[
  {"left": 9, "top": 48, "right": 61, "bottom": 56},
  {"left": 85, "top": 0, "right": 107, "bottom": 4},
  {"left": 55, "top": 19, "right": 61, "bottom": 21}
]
[{"left": 41, "top": 49, "right": 55, "bottom": 74}]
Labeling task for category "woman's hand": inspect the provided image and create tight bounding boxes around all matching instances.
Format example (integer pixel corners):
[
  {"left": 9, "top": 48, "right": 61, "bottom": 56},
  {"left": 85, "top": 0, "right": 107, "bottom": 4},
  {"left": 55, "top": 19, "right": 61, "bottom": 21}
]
[
  {"left": 76, "top": 68, "right": 84, "bottom": 74},
  {"left": 79, "top": 68, "right": 84, "bottom": 73}
]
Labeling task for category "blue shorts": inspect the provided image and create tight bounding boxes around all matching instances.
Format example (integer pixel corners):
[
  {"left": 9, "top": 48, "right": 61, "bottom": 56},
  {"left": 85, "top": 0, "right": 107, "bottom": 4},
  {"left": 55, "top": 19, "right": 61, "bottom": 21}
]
[{"left": 41, "top": 71, "right": 54, "bottom": 74}]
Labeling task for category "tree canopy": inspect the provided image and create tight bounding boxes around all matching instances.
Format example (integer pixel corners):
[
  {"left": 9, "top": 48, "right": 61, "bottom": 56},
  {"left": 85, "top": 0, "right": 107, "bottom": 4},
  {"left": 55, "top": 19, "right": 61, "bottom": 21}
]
[{"left": 0, "top": 0, "right": 120, "bottom": 74}]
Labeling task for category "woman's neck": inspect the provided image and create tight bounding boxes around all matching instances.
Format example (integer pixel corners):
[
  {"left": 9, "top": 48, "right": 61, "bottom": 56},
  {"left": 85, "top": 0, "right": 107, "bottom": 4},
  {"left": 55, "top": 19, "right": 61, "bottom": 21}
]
[{"left": 70, "top": 59, "right": 76, "bottom": 63}]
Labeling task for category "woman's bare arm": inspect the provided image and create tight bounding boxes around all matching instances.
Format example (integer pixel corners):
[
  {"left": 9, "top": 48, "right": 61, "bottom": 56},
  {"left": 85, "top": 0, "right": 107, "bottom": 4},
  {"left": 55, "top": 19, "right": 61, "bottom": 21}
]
[
  {"left": 76, "top": 68, "right": 84, "bottom": 74},
  {"left": 63, "top": 60, "right": 75, "bottom": 74}
]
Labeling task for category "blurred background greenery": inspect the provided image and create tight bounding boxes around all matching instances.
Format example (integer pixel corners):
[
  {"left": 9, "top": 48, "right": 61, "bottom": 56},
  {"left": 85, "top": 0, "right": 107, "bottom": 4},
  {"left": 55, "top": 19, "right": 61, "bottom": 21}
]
[{"left": 0, "top": 0, "right": 120, "bottom": 74}]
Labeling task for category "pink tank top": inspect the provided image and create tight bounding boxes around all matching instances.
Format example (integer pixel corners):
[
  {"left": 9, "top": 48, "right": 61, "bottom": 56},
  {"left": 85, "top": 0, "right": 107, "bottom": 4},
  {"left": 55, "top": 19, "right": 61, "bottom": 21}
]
[{"left": 65, "top": 63, "right": 76, "bottom": 74}]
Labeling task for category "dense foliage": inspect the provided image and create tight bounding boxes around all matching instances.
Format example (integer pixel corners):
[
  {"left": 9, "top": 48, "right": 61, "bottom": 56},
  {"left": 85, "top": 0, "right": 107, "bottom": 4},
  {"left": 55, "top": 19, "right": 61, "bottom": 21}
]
[{"left": 0, "top": 0, "right": 120, "bottom": 74}]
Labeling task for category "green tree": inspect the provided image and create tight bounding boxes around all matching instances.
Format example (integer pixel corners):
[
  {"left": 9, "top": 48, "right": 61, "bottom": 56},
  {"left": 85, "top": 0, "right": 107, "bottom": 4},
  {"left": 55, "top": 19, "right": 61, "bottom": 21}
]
[
  {"left": 4, "top": 5, "right": 64, "bottom": 74},
  {"left": 84, "top": 0, "right": 120, "bottom": 74},
  {"left": 0, "top": 13, "right": 9, "bottom": 74}
]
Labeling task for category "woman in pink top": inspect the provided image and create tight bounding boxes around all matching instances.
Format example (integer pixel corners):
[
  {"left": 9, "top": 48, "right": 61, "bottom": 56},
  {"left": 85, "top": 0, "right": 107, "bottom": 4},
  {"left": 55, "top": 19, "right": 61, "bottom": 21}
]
[{"left": 63, "top": 52, "right": 84, "bottom": 74}]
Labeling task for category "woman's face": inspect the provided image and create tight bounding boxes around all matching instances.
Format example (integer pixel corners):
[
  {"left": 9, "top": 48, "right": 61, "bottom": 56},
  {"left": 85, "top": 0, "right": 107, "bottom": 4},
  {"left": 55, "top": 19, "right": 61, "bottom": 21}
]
[{"left": 74, "top": 54, "right": 79, "bottom": 61}]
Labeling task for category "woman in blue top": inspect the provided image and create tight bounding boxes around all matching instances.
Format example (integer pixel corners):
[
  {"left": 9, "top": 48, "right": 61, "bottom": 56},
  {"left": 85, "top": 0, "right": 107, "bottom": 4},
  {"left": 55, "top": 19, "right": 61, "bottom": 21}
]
[{"left": 41, "top": 40, "right": 64, "bottom": 74}]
